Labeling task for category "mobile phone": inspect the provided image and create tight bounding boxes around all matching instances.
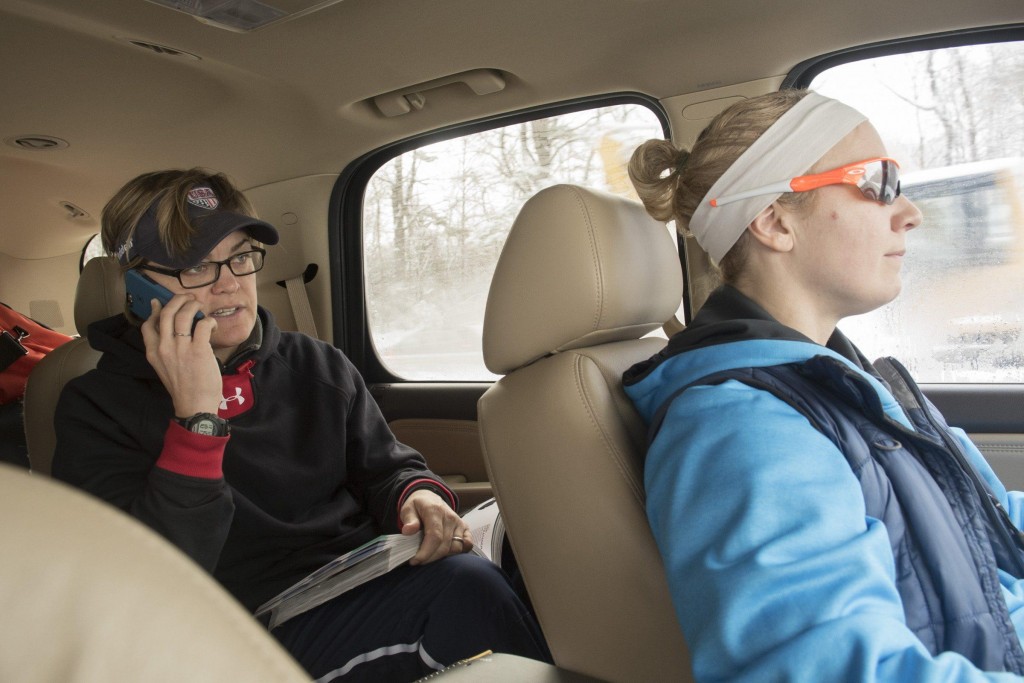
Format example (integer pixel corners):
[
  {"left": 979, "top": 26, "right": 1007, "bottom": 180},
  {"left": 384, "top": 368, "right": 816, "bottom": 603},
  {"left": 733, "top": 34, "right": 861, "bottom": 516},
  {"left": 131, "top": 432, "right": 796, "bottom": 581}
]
[{"left": 124, "top": 269, "right": 205, "bottom": 329}]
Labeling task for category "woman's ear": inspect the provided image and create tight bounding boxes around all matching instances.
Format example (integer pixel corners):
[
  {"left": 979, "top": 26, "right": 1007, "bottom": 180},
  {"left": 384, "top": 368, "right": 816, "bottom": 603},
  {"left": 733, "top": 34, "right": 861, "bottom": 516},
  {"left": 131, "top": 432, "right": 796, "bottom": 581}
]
[{"left": 747, "top": 202, "right": 795, "bottom": 254}]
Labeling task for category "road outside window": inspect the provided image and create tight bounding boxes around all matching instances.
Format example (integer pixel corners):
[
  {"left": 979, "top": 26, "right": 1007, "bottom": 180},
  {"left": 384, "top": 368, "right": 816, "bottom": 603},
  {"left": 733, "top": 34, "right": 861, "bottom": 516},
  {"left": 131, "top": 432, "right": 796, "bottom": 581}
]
[
  {"left": 362, "top": 103, "right": 665, "bottom": 380},
  {"left": 813, "top": 41, "right": 1024, "bottom": 382}
]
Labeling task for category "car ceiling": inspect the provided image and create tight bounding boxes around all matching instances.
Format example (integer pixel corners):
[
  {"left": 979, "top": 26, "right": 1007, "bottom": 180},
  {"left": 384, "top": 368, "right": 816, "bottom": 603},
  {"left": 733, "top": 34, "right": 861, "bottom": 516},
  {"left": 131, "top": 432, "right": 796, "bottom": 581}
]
[{"left": 2, "top": 0, "right": 1022, "bottom": 261}]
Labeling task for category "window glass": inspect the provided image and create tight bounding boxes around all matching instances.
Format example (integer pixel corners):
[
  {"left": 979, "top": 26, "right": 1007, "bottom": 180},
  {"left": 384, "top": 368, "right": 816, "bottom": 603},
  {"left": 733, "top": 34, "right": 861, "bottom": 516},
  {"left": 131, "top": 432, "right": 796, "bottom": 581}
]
[
  {"left": 81, "top": 234, "right": 107, "bottom": 270},
  {"left": 812, "top": 41, "right": 1024, "bottom": 382},
  {"left": 362, "top": 103, "right": 666, "bottom": 380}
]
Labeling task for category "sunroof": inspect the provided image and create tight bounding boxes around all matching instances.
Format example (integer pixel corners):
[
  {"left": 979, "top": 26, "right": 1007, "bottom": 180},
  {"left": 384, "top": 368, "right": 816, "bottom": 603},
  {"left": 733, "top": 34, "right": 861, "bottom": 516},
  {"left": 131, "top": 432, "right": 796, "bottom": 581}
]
[{"left": 142, "top": 0, "right": 346, "bottom": 33}]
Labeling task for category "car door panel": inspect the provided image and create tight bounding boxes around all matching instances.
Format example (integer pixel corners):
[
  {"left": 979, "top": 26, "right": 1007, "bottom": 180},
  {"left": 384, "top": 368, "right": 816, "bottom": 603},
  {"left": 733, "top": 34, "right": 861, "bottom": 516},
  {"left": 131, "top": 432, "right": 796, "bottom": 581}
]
[
  {"left": 371, "top": 383, "right": 490, "bottom": 513},
  {"left": 370, "top": 385, "right": 1024, "bottom": 511},
  {"left": 926, "top": 386, "right": 1024, "bottom": 490}
]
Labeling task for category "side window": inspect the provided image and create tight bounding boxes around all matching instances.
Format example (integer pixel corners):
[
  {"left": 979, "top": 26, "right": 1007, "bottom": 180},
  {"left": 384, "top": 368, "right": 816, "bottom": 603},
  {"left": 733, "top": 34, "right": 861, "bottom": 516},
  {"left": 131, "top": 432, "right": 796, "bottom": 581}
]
[
  {"left": 362, "top": 102, "right": 666, "bottom": 380},
  {"left": 811, "top": 41, "right": 1024, "bottom": 382},
  {"left": 81, "top": 234, "right": 107, "bottom": 270}
]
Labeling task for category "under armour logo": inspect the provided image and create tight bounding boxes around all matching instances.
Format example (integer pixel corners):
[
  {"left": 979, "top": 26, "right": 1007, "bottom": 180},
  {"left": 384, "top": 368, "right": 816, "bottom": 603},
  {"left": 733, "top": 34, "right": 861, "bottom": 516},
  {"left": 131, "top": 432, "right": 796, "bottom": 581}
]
[
  {"left": 219, "top": 361, "right": 254, "bottom": 419},
  {"left": 220, "top": 387, "right": 245, "bottom": 411}
]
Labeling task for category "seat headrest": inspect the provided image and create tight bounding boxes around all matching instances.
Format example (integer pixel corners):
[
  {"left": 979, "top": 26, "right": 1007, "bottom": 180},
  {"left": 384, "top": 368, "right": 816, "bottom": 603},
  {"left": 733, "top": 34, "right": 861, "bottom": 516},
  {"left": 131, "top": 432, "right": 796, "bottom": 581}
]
[
  {"left": 483, "top": 184, "right": 683, "bottom": 375},
  {"left": 75, "top": 256, "right": 125, "bottom": 334},
  {"left": 0, "top": 462, "right": 312, "bottom": 682}
]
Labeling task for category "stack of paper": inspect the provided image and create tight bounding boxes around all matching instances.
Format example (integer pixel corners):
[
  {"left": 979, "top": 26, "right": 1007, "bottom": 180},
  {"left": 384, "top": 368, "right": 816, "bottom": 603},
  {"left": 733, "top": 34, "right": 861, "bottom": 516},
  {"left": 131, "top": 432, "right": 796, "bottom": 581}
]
[
  {"left": 255, "top": 532, "right": 423, "bottom": 630},
  {"left": 255, "top": 497, "right": 508, "bottom": 630}
]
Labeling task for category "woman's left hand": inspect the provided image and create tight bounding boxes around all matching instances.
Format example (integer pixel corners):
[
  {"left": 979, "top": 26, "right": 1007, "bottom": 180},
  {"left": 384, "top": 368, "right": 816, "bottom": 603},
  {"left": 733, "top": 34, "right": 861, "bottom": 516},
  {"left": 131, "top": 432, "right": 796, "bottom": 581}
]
[{"left": 399, "top": 489, "right": 473, "bottom": 565}]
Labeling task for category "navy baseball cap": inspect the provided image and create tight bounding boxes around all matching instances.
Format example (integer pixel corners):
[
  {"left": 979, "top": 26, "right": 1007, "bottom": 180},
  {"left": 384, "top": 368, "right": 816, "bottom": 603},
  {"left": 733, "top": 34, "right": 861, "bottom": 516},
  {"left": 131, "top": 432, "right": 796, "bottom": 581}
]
[{"left": 114, "top": 185, "right": 279, "bottom": 268}]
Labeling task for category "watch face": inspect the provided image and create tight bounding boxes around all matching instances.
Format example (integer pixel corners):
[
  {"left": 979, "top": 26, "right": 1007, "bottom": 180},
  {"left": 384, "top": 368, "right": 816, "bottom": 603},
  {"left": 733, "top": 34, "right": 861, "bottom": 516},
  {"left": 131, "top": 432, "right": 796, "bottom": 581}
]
[
  {"left": 180, "top": 412, "right": 227, "bottom": 437},
  {"left": 194, "top": 418, "right": 217, "bottom": 436}
]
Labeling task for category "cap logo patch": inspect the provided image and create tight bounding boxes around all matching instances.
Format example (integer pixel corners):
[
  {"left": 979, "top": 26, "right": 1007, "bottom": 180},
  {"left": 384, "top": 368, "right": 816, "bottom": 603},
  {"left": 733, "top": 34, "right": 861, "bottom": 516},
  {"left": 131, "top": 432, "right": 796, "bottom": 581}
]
[{"left": 186, "top": 186, "right": 219, "bottom": 210}]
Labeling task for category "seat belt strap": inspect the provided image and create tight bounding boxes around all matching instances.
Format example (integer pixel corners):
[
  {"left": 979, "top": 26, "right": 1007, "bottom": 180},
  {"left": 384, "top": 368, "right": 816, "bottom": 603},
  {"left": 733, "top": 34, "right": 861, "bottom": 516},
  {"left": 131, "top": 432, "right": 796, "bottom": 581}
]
[{"left": 284, "top": 274, "right": 318, "bottom": 339}]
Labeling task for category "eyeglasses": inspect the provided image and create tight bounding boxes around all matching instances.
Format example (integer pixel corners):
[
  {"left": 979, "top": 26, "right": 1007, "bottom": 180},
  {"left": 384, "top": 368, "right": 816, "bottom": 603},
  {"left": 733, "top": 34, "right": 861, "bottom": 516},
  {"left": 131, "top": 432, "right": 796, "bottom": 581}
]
[
  {"left": 138, "top": 248, "right": 266, "bottom": 289},
  {"left": 709, "top": 157, "right": 902, "bottom": 208}
]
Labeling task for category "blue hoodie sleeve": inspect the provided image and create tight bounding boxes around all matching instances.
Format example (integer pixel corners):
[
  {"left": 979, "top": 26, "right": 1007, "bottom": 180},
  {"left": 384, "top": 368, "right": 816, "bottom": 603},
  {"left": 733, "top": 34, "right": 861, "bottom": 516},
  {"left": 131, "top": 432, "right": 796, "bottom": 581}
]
[{"left": 645, "top": 380, "right": 1023, "bottom": 682}]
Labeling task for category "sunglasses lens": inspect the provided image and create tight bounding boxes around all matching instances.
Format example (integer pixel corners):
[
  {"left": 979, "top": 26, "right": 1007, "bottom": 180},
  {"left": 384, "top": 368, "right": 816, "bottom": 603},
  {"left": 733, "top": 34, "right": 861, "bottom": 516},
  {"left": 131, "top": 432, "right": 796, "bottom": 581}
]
[{"left": 860, "top": 160, "right": 900, "bottom": 204}]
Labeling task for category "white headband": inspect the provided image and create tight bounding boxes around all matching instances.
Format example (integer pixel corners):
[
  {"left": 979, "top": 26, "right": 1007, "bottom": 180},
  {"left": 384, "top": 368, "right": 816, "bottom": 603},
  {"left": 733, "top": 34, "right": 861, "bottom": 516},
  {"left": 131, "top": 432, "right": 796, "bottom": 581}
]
[{"left": 688, "top": 92, "right": 867, "bottom": 264}]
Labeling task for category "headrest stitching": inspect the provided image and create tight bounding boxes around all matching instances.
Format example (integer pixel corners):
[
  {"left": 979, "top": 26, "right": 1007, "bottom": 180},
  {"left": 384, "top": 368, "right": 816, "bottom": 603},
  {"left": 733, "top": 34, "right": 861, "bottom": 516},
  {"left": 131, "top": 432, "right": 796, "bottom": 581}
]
[{"left": 569, "top": 186, "right": 605, "bottom": 334}]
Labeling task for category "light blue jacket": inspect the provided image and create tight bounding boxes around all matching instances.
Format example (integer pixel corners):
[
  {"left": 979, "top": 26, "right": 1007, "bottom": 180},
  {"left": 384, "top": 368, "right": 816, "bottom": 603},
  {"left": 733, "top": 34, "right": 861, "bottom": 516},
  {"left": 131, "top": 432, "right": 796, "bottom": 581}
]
[{"left": 624, "top": 290, "right": 1024, "bottom": 682}]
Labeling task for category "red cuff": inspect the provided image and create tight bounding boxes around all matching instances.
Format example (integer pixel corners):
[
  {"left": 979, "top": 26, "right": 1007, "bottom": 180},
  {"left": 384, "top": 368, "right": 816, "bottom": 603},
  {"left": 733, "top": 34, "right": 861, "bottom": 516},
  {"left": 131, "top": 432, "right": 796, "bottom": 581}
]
[
  {"left": 397, "top": 478, "right": 457, "bottom": 530},
  {"left": 155, "top": 421, "right": 229, "bottom": 479}
]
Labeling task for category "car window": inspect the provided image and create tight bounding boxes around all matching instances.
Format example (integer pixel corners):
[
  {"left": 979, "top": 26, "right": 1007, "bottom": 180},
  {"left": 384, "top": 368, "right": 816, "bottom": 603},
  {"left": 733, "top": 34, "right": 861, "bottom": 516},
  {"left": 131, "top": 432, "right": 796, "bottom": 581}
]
[
  {"left": 81, "top": 234, "right": 106, "bottom": 270},
  {"left": 811, "top": 41, "right": 1024, "bottom": 383},
  {"left": 362, "top": 102, "right": 666, "bottom": 380}
]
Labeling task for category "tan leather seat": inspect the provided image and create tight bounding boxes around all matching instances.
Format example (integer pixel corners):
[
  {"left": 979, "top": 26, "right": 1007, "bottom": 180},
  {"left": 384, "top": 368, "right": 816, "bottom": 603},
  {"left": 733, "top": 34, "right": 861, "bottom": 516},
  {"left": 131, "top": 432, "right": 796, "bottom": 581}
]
[
  {"left": 23, "top": 256, "right": 123, "bottom": 475},
  {"left": 478, "top": 184, "right": 692, "bottom": 682},
  {"left": 0, "top": 462, "right": 311, "bottom": 682}
]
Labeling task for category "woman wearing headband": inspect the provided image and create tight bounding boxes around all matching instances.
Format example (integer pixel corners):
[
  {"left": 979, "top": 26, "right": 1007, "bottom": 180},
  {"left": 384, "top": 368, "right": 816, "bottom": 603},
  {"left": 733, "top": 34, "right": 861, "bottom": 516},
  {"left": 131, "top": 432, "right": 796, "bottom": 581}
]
[{"left": 625, "top": 90, "right": 1024, "bottom": 681}]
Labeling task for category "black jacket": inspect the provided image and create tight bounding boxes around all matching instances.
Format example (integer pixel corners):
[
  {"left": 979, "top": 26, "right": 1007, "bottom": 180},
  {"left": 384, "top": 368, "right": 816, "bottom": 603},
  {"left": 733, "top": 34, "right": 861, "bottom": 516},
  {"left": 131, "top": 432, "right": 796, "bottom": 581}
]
[{"left": 54, "top": 307, "right": 453, "bottom": 611}]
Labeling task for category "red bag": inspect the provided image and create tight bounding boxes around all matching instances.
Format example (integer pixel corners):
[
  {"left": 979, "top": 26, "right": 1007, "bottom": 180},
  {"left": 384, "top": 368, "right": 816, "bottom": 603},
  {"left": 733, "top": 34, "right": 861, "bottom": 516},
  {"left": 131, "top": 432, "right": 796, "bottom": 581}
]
[{"left": 0, "top": 302, "right": 74, "bottom": 405}]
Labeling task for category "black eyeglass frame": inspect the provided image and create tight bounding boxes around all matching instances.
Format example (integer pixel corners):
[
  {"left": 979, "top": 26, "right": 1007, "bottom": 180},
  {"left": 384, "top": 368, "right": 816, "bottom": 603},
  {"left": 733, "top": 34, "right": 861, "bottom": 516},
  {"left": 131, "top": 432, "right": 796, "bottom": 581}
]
[{"left": 136, "top": 247, "right": 267, "bottom": 289}]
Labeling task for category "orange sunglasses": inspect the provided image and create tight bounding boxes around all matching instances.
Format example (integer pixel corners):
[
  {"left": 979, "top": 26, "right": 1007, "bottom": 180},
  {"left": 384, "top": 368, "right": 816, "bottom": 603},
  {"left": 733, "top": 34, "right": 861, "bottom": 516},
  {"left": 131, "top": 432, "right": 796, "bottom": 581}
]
[{"left": 709, "top": 157, "right": 902, "bottom": 208}]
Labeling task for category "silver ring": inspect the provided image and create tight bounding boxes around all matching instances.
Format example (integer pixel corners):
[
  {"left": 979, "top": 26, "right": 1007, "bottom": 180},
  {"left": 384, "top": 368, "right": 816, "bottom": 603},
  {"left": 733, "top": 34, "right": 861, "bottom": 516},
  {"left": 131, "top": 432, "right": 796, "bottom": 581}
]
[
  {"left": 173, "top": 332, "right": 191, "bottom": 337},
  {"left": 451, "top": 537, "right": 465, "bottom": 545}
]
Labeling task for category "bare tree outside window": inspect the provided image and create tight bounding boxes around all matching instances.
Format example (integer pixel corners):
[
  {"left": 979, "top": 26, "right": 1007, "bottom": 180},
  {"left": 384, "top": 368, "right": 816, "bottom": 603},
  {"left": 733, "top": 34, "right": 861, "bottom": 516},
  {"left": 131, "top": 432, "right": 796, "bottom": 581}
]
[{"left": 363, "top": 104, "right": 664, "bottom": 380}]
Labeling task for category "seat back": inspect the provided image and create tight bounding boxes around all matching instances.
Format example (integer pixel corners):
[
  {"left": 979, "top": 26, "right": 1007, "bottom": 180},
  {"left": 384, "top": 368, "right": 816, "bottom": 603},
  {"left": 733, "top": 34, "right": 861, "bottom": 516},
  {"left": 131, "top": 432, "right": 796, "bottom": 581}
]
[
  {"left": 24, "top": 256, "right": 124, "bottom": 474},
  {"left": 478, "top": 184, "right": 691, "bottom": 682},
  {"left": 0, "top": 462, "right": 311, "bottom": 682}
]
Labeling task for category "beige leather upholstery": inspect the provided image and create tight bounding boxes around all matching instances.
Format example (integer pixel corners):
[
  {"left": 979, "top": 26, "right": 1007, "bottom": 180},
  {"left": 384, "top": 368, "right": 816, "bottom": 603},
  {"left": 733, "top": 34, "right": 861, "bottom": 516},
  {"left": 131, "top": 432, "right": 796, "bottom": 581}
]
[
  {"left": 425, "top": 652, "right": 604, "bottom": 682},
  {"left": 0, "top": 462, "right": 311, "bottom": 682},
  {"left": 73, "top": 255, "right": 126, "bottom": 333},
  {"left": 24, "top": 256, "right": 124, "bottom": 474},
  {"left": 478, "top": 184, "right": 692, "bottom": 682}
]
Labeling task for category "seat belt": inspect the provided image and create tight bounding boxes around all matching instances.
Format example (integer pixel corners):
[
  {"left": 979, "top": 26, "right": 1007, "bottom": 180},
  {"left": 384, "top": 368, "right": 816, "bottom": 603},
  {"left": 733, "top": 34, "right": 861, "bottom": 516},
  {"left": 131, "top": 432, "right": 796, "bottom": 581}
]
[
  {"left": 278, "top": 264, "right": 319, "bottom": 339},
  {"left": 662, "top": 315, "right": 684, "bottom": 338}
]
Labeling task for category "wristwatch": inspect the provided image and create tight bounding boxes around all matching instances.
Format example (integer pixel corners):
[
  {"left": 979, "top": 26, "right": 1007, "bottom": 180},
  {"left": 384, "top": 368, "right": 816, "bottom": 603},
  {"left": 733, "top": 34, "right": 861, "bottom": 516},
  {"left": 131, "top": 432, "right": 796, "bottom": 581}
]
[{"left": 175, "top": 412, "right": 230, "bottom": 437}]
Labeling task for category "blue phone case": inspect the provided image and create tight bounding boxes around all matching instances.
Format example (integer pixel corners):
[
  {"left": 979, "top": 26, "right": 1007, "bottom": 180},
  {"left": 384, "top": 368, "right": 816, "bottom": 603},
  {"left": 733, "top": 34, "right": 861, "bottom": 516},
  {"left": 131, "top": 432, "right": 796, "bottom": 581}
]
[{"left": 124, "top": 270, "right": 205, "bottom": 327}]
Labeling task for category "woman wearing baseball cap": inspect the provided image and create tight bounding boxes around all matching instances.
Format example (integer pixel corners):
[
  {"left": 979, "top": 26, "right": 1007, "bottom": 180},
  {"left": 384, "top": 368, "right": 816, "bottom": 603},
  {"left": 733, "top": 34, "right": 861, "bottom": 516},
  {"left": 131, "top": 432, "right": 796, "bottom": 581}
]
[{"left": 53, "top": 168, "right": 550, "bottom": 682}]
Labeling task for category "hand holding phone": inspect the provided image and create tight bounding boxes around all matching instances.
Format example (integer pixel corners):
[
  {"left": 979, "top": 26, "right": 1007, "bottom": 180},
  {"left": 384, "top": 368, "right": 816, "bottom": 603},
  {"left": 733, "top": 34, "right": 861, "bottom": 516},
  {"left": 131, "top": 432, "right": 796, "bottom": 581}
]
[
  {"left": 127, "top": 269, "right": 222, "bottom": 418},
  {"left": 125, "top": 270, "right": 205, "bottom": 330}
]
